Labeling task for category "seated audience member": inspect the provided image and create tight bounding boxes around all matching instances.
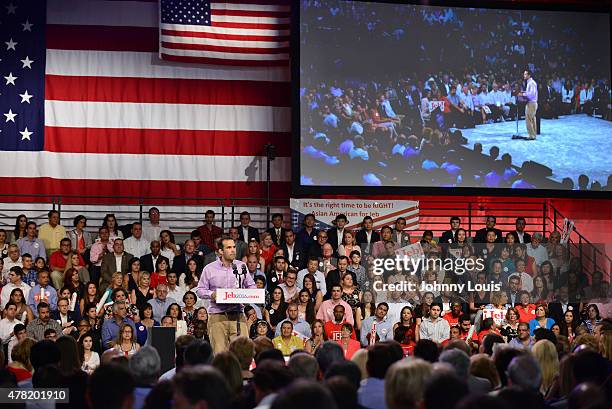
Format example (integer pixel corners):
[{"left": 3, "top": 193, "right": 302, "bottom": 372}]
[
  {"left": 26, "top": 302, "right": 62, "bottom": 341},
  {"left": 360, "top": 302, "right": 393, "bottom": 346},
  {"left": 51, "top": 297, "right": 79, "bottom": 337},
  {"left": 316, "top": 285, "right": 354, "bottom": 326},
  {"left": 129, "top": 346, "right": 161, "bottom": 409},
  {"left": 506, "top": 354, "right": 543, "bottom": 393},
  {"left": 27, "top": 270, "right": 58, "bottom": 316},
  {"left": 229, "top": 336, "right": 256, "bottom": 381},
  {"left": 528, "top": 304, "right": 555, "bottom": 335},
  {"left": 112, "top": 322, "right": 141, "bottom": 357},
  {"left": 147, "top": 284, "right": 176, "bottom": 322},
  {"left": 297, "top": 257, "right": 327, "bottom": 296},
  {"left": 100, "top": 238, "right": 133, "bottom": 293},
  {"left": 337, "top": 323, "right": 361, "bottom": 359},
  {"left": 49, "top": 238, "right": 84, "bottom": 289},
  {"left": 324, "top": 304, "right": 355, "bottom": 342},
  {"left": 123, "top": 222, "right": 150, "bottom": 258},
  {"left": 439, "top": 348, "right": 492, "bottom": 393},
  {"left": 1, "top": 266, "right": 31, "bottom": 309},
  {"left": 140, "top": 240, "right": 170, "bottom": 276},
  {"left": 419, "top": 303, "right": 450, "bottom": 344},
  {"left": 17, "top": 221, "right": 46, "bottom": 261},
  {"left": 7, "top": 337, "right": 35, "bottom": 382},
  {"left": 273, "top": 321, "right": 305, "bottom": 356},
  {"left": 87, "top": 363, "right": 135, "bottom": 409},
  {"left": 368, "top": 346, "right": 424, "bottom": 409},
  {"left": 358, "top": 343, "right": 401, "bottom": 409},
  {"left": 101, "top": 300, "right": 136, "bottom": 350},
  {"left": 80, "top": 332, "right": 101, "bottom": 374},
  {"left": 289, "top": 352, "right": 320, "bottom": 380},
  {"left": 252, "top": 360, "right": 295, "bottom": 408},
  {"left": 171, "top": 239, "right": 204, "bottom": 277},
  {"left": 274, "top": 303, "right": 312, "bottom": 339}
]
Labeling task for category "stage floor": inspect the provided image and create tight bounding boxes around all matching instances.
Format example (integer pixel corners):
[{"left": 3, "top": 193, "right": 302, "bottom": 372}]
[{"left": 459, "top": 114, "right": 612, "bottom": 186}]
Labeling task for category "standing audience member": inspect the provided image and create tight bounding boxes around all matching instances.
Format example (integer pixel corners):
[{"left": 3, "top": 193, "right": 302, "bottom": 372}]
[{"left": 38, "top": 210, "right": 66, "bottom": 259}]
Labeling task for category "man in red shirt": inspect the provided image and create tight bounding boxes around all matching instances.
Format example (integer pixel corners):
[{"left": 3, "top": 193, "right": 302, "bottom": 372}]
[
  {"left": 459, "top": 314, "right": 473, "bottom": 341},
  {"left": 443, "top": 301, "right": 464, "bottom": 327},
  {"left": 49, "top": 238, "right": 85, "bottom": 289},
  {"left": 197, "top": 210, "right": 223, "bottom": 251},
  {"left": 474, "top": 318, "right": 502, "bottom": 347},
  {"left": 324, "top": 304, "right": 356, "bottom": 341},
  {"left": 442, "top": 326, "right": 463, "bottom": 347}
]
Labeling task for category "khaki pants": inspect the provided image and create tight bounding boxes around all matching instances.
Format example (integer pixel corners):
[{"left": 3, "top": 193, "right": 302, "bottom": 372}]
[
  {"left": 525, "top": 102, "right": 538, "bottom": 139},
  {"left": 208, "top": 312, "right": 247, "bottom": 353}
]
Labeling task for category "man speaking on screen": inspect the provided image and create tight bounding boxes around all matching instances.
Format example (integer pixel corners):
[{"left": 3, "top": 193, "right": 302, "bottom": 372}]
[
  {"left": 197, "top": 236, "right": 256, "bottom": 353},
  {"left": 519, "top": 69, "right": 538, "bottom": 140}
]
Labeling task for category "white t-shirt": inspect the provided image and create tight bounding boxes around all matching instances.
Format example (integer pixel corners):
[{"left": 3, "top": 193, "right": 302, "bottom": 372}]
[{"left": 0, "top": 317, "right": 23, "bottom": 363}]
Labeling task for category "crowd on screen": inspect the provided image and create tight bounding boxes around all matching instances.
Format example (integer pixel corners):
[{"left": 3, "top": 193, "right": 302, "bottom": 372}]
[
  {"left": 300, "top": 2, "right": 612, "bottom": 189},
  {"left": 0, "top": 208, "right": 610, "bottom": 409}
]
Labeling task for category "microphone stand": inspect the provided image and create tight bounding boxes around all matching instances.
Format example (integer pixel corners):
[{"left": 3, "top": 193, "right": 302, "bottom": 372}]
[
  {"left": 232, "top": 262, "right": 247, "bottom": 336},
  {"left": 512, "top": 85, "right": 527, "bottom": 140},
  {"left": 232, "top": 263, "right": 245, "bottom": 336},
  {"left": 512, "top": 102, "right": 521, "bottom": 139}
]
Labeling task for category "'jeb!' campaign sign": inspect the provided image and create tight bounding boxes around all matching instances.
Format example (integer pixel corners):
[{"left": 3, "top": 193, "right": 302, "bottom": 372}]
[
  {"left": 217, "top": 289, "right": 265, "bottom": 304},
  {"left": 482, "top": 308, "right": 506, "bottom": 325},
  {"left": 429, "top": 100, "right": 445, "bottom": 111}
]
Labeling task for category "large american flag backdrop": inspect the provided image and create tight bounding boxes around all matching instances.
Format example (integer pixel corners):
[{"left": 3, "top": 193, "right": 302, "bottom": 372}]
[{"left": 0, "top": 0, "right": 291, "bottom": 201}]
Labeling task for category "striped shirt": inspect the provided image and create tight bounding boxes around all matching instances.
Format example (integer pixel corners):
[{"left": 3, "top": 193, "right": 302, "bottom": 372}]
[{"left": 26, "top": 317, "right": 62, "bottom": 341}]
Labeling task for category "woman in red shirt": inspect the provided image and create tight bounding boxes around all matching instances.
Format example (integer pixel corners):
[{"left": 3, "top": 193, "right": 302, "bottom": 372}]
[
  {"left": 259, "top": 232, "right": 277, "bottom": 270},
  {"left": 7, "top": 337, "right": 35, "bottom": 382},
  {"left": 150, "top": 258, "right": 169, "bottom": 290},
  {"left": 393, "top": 306, "right": 417, "bottom": 356},
  {"left": 515, "top": 291, "right": 536, "bottom": 323},
  {"left": 337, "top": 323, "right": 361, "bottom": 360}
]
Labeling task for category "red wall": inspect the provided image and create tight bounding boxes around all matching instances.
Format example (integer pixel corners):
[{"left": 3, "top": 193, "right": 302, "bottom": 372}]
[{"left": 318, "top": 194, "right": 612, "bottom": 255}]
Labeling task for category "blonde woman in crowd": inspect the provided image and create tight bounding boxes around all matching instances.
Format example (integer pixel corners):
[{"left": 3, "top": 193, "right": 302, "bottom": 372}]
[{"left": 532, "top": 339, "right": 560, "bottom": 396}]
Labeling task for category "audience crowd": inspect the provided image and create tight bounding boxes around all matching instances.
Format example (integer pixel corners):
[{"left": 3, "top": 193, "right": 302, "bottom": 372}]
[
  {"left": 0, "top": 208, "right": 610, "bottom": 409},
  {"left": 300, "top": 2, "right": 612, "bottom": 189}
]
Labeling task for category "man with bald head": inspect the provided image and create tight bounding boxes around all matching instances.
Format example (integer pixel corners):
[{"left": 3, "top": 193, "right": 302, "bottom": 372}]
[
  {"left": 171, "top": 239, "right": 204, "bottom": 276},
  {"left": 123, "top": 222, "right": 150, "bottom": 258},
  {"left": 307, "top": 230, "right": 330, "bottom": 260},
  {"left": 140, "top": 240, "right": 169, "bottom": 274}
]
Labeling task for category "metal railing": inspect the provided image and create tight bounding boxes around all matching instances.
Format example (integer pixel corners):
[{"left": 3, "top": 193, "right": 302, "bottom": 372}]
[
  {"left": 548, "top": 204, "right": 612, "bottom": 277},
  {"left": 0, "top": 194, "right": 608, "bottom": 276},
  {"left": 0, "top": 194, "right": 289, "bottom": 234}
]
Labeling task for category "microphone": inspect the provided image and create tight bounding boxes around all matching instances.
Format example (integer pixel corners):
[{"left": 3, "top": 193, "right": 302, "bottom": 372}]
[{"left": 232, "top": 262, "right": 245, "bottom": 288}]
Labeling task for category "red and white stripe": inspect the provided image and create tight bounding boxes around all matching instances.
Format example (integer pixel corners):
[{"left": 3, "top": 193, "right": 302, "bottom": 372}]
[
  {"left": 345, "top": 206, "right": 420, "bottom": 231},
  {"left": 159, "top": 1, "right": 290, "bottom": 66},
  {"left": 1, "top": 0, "right": 291, "bottom": 200}
]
